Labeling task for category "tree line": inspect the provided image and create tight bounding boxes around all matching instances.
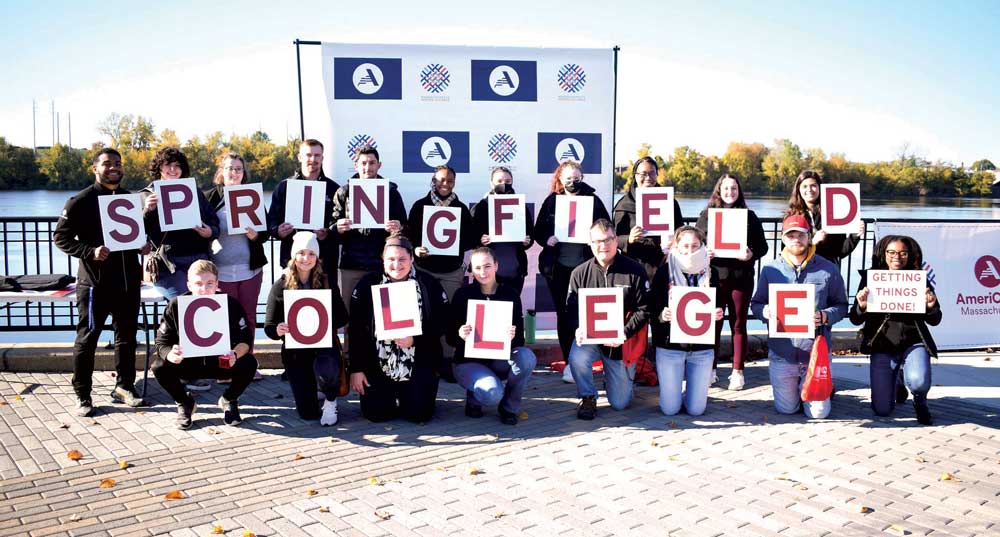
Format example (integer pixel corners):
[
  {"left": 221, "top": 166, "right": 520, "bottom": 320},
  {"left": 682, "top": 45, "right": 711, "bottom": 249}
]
[{"left": 1, "top": 113, "right": 996, "bottom": 197}]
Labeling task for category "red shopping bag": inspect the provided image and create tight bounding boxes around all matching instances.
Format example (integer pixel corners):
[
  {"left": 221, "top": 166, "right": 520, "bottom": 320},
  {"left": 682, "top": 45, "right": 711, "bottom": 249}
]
[{"left": 801, "top": 334, "right": 833, "bottom": 401}]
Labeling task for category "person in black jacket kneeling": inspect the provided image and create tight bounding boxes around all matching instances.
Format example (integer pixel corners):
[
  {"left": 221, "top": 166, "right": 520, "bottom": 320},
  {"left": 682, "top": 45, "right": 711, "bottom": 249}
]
[
  {"left": 152, "top": 260, "right": 258, "bottom": 430},
  {"left": 348, "top": 236, "right": 448, "bottom": 423}
]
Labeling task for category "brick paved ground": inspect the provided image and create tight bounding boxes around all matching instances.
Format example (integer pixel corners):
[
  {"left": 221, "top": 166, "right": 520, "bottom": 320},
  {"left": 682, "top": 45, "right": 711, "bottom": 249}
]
[{"left": 1, "top": 360, "right": 998, "bottom": 536}]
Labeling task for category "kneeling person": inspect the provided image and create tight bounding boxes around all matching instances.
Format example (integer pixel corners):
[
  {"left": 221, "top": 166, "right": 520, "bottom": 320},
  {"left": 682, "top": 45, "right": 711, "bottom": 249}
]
[{"left": 153, "top": 260, "right": 258, "bottom": 429}]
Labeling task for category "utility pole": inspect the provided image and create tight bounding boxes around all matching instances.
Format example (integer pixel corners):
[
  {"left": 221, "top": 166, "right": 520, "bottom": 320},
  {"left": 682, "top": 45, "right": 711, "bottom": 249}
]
[
  {"left": 56, "top": 112, "right": 60, "bottom": 145},
  {"left": 50, "top": 101, "right": 55, "bottom": 147},
  {"left": 32, "top": 99, "right": 37, "bottom": 155},
  {"left": 68, "top": 113, "right": 72, "bottom": 148}
]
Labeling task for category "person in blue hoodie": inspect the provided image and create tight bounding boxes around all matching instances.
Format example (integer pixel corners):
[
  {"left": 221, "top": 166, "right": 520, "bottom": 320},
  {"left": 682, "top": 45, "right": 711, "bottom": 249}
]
[{"left": 750, "top": 214, "right": 848, "bottom": 419}]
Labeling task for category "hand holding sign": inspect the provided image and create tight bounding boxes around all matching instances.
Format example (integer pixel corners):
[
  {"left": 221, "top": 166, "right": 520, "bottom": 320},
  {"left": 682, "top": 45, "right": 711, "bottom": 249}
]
[
  {"left": 98, "top": 194, "right": 146, "bottom": 251},
  {"left": 178, "top": 294, "right": 231, "bottom": 357},
  {"left": 768, "top": 284, "right": 815, "bottom": 339},
  {"left": 821, "top": 183, "right": 861, "bottom": 234},
  {"left": 463, "top": 300, "right": 514, "bottom": 359},
  {"left": 577, "top": 288, "right": 625, "bottom": 345}
]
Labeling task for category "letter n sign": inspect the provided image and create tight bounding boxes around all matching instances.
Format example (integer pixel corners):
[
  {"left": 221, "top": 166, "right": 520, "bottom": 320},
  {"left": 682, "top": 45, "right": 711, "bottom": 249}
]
[{"left": 350, "top": 179, "right": 390, "bottom": 229}]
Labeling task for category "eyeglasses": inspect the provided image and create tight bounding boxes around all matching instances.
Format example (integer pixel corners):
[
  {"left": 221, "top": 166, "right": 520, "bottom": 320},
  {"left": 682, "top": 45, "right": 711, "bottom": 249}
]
[
  {"left": 885, "top": 250, "right": 909, "bottom": 258},
  {"left": 590, "top": 236, "right": 615, "bottom": 246},
  {"left": 225, "top": 166, "right": 244, "bottom": 173},
  {"left": 634, "top": 172, "right": 656, "bottom": 179}
]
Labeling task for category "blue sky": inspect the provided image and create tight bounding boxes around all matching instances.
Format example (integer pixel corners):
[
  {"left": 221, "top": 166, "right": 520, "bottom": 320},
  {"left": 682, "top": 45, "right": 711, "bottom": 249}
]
[{"left": 1, "top": 0, "right": 997, "bottom": 166}]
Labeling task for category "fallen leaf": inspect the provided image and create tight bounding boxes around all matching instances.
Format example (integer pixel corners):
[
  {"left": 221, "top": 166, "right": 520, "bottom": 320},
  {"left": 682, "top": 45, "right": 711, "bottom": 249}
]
[
  {"left": 306, "top": 489, "right": 317, "bottom": 496},
  {"left": 14, "top": 395, "right": 22, "bottom": 401},
  {"left": 293, "top": 453, "right": 304, "bottom": 461},
  {"left": 273, "top": 394, "right": 283, "bottom": 399},
  {"left": 374, "top": 511, "right": 391, "bottom": 520},
  {"left": 518, "top": 411, "right": 529, "bottom": 420},
  {"left": 329, "top": 437, "right": 339, "bottom": 443},
  {"left": 886, "top": 524, "right": 909, "bottom": 536},
  {"left": 89, "top": 420, "right": 98, "bottom": 426},
  {"left": 368, "top": 477, "right": 383, "bottom": 486},
  {"left": 667, "top": 455, "right": 677, "bottom": 461},
  {"left": 434, "top": 466, "right": 445, "bottom": 471},
  {"left": 119, "top": 460, "right": 129, "bottom": 470},
  {"left": 488, "top": 433, "right": 500, "bottom": 442},
  {"left": 494, "top": 511, "right": 507, "bottom": 519},
  {"left": 795, "top": 484, "right": 808, "bottom": 491},
  {"left": 915, "top": 457, "right": 926, "bottom": 463},
  {"left": 206, "top": 428, "right": 220, "bottom": 435},
  {"left": 67, "top": 450, "right": 83, "bottom": 461},
  {"left": 164, "top": 489, "right": 185, "bottom": 500},
  {"left": 984, "top": 356, "right": 992, "bottom": 361},
  {"left": 136, "top": 411, "right": 145, "bottom": 415},
  {"left": 59, "top": 423, "right": 70, "bottom": 429},
  {"left": 468, "top": 467, "right": 482, "bottom": 475},
  {"left": 242, "top": 531, "right": 256, "bottom": 537},
  {"left": 859, "top": 506, "right": 872, "bottom": 513},
  {"left": 668, "top": 421, "right": 678, "bottom": 429},
  {"left": 650, "top": 441, "right": 658, "bottom": 447},
  {"left": 318, "top": 506, "right": 330, "bottom": 513},
  {"left": 69, "top": 513, "right": 80, "bottom": 522},
  {"left": 939, "top": 472, "right": 956, "bottom": 481},
  {"left": 210, "top": 526, "right": 224, "bottom": 534},
  {"left": 726, "top": 403, "right": 738, "bottom": 408},
  {"left": 775, "top": 476, "right": 790, "bottom": 481},
  {"left": 99, "top": 479, "right": 116, "bottom": 488},
  {"left": 763, "top": 415, "right": 770, "bottom": 424},
  {"left": 0, "top": 401, "right": 7, "bottom": 406}
]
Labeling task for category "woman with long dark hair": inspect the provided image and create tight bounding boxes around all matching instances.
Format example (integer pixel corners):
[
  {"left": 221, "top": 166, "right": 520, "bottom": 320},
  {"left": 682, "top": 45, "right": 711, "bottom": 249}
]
[
  {"left": 695, "top": 174, "right": 768, "bottom": 389},
  {"left": 786, "top": 170, "right": 865, "bottom": 267},
  {"left": 849, "top": 235, "right": 941, "bottom": 424},
  {"left": 612, "top": 156, "right": 684, "bottom": 279}
]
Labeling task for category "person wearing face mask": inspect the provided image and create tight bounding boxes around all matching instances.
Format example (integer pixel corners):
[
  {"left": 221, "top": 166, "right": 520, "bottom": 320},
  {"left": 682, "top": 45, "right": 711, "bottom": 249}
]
[
  {"left": 695, "top": 174, "right": 768, "bottom": 390},
  {"left": 750, "top": 214, "right": 848, "bottom": 419},
  {"left": 470, "top": 167, "right": 534, "bottom": 294},
  {"left": 613, "top": 156, "right": 685, "bottom": 280},
  {"left": 348, "top": 236, "right": 449, "bottom": 423},
  {"left": 850, "top": 235, "right": 941, "bottom": 425},
  {"left": 650, "top": 226, "right": 724, "bottom": 416},
  {"left": 786, "top": 170, "right": 865, "bottom": 267},
  {"left": 533, "top": 161, "right": 611, "bottom": 361},
  {"left": 449, "top": 247, "right": 537, "bottom": 425}
]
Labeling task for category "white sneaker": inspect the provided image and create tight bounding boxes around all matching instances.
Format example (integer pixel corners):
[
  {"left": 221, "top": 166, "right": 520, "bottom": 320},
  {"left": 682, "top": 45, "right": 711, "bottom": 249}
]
[
  {"left": 561, "top": 365, "right": 575, "bottom": 384},
  {"left": 728, "top": 370, "right": 745, "bottom": 391},
  {"left": 320, "top": 399, "right": 339, "bottom": 426}
]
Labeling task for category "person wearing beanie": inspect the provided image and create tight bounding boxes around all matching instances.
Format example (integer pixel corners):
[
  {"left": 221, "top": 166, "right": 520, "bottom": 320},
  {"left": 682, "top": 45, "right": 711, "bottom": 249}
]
[{"left": 265, "top": 231, "right": 349, "bottom": 426}]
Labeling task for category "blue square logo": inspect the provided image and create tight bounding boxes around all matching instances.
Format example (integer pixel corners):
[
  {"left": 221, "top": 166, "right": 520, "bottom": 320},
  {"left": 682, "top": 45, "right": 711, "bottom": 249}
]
[
  {"left": 537, "top": 133, "right": 602, "bottom": 174},
  {"left": 333, "top": 58, "right": 402, "bottom": 100},
  {"left": 402, "top": 131, "right": 471, "bottom": 173},
  {"left": 471, "top": 60, "right": 537, "bottom": 102}
]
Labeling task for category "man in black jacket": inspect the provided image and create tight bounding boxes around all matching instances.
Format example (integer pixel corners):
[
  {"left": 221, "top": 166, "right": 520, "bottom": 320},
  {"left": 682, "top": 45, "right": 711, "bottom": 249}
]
[
  {"left": 54, "top": 148, "right": 149, "bottom": 417},
  {"left": 267, "top": 139, "right": 340, "bottom": 277},
  {"left": 566, "top": 219, "right": 650, "bottom": 420},
  {"left": 151, "top": 260, "right": 257, "bottom": 429}
]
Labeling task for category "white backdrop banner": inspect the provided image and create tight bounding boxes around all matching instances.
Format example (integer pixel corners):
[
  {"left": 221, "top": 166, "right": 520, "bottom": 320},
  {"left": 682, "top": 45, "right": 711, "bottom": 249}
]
[{"left": 874, "top": 222, "right": 1000, "bottom": 350}]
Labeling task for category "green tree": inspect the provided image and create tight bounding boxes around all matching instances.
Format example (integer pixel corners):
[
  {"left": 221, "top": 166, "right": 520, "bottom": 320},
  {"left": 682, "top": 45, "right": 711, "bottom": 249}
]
[
  {"left": 761, "top": 139, "right": 804, "bottom": 193},
  {"left": 0, "top": 137, "right": 44, "bottom": 189},
  {"left": 663, "top": 146, "right": 710, "bottom": 192},
  {"left": 37, "top": 144, "right": 90, "bottom": 190},
  {"left": 721, "top": 142, "right": 767, "bottom": 190},
  {"left": 971, "top": 159, "right": 996, "bottom": 171},
  {"left": 97, "top": 113, "right": 155, "bottom": 151}
]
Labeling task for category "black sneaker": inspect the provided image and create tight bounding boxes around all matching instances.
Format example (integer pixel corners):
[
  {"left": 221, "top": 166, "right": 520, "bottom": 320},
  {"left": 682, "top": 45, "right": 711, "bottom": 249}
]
[
  {"left": 218, "top": 396, "right": 242, "bottom": 426},
  {"left": 110, "top": 386, "right": 145, "bottom": 407},
  {"left": 176, "top": 397, "right": 196, "bottom": 430},
  {"left": 896, "top": 383, "right": 909, "bottom": 404},
  {"left": 75, "top": 398, "right": 94, "bottom": 417},
  {"left": 498, "top": 406, "right": 518, "bottom": 426},
  {"left": 577, "top": 396, "right": 597, "bottom": 420},
  {"left": 465, "top": 399, "right": 484, "bottom": 418},
  {"left": 914, "top": 402, "right": 933, "bottom": 425}
]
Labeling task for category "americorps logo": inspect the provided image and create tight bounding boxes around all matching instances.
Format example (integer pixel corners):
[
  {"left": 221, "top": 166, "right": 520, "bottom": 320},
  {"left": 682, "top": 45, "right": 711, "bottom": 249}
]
[
  {"left": 537, "top": 133, "right": 602, "bottom": 174},
  {"left": 922, "top": 261, "right": 936, "bottom": 287},
  {"left": 975, "top": 255, "right": 1000, "bottom": 288},
  {"left": 333, "top": 58, "right": 402, "bottom": 100},
  {"left": 420, "top": 63, "right": 450, "bottom": 94},
  {"left": 346, "top": 134, "right": 377, "bottom": 162},
  {"left": 402, "top": 131, "right": 470, "bottom": 173},
  {"left": 471, "top": 60, "right": 537, "bottom": 102},
  {"left": 557, "top": 63, "right": 587, "bottom": 93},
  {"left": 487, "top": 134, "right": 517, "bottom": 164}
]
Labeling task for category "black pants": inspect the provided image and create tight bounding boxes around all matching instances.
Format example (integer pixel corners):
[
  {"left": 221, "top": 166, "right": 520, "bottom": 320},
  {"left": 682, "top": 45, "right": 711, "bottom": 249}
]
[
  {"left": 72, "top": 284, "right": 140, "bottom": 399},
  {"left": 544, "top": 263, "right": 576, "bottom": 361},
  {"left": 151, "top": 354, "right": 258, "bottom": 404},
  {"left": 360, "top": 366, "right": 438, "bottom": 423},
  {"left": 283, "top": 348, "right": 342, "bottom": 420}
]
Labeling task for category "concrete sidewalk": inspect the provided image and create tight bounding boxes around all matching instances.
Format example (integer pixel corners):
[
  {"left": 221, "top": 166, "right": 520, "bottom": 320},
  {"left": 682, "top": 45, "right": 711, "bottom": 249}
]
[{"left": 0, "top": 351, "right": 998, "bottom": 536}]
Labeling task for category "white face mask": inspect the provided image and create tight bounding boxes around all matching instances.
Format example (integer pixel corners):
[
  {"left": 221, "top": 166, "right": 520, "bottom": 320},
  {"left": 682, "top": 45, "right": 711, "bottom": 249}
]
[{"left": 674, "top": 246, "right": 709, "bottom": 274}]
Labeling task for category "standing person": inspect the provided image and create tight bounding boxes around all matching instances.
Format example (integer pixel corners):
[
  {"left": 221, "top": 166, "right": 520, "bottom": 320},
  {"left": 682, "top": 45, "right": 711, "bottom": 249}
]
[
  {"left": 264, "top": 232, "right": 349, "bottom": 426},
  {"left": 469, "top": 167, "right": 533, "bottom": 295},
  {"left": 850, "top": 235, "right": 941, "bottom": 424},
  {"left": 408, "top": 165, "right": 476, "bottom": 299},
  {"left": 266, "top": 139, "right": 340, "bottom": 279},
  {"left": 449, "top": 247, "right": 537, "bottom": 425},
  {"left": 205, "top": 152, "right": 269, "bottom": 358},
  {"left": 348, "top": 236, "right": 448, "bottom": 423},
  {"left": 533, "top": 161, "right": 611, "bottom": 360},
  {"left": 786, "top": 170, "right": 865, "bottom": 267},
  {"left": 151, "top": 261, "right": 258, "bottom": 429},
  {"left": 650, "top": 226, "right": 724, "bottom": 416},
  {"left": 332, "top": 145, "right": 407, "bottom": 315},
  {"left": 141, "top": 147, "right": 220, "bottom": 300},
  {"left": 695, "top": 174, "right": 768, "bottom": 390},
  {"left": 566, "top": 219, "right": 650, "bottom": 420},
  {"left": 54, "top": 148, "right": 148, "bottom": 416},
  {"left": 613, "top": 156, "right": 684, "bottom": 279},
  {"left": 750, "top": 214, "right": 848, "bottom": 419}
]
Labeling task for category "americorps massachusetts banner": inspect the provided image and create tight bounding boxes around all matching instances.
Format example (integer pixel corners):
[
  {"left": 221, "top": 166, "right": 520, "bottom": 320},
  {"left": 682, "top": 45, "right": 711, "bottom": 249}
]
[
  {"left": 875, "top": 222, "right": 1000, "bottom": 350},
  {"left": 318, "top": 42, "right": 616, "bottom": 315}
]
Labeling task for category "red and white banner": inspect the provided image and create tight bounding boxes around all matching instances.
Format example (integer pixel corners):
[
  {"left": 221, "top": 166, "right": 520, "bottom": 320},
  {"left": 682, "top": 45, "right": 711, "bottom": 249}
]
[
  {"left": 463, "top": 299, "right": 513, "bottom": 360},
  {"left": 578, "top": 287, "right": 624, "bottom": 345},
  {"left": 875, "top": 222, "right": 1000, "bottom": 349},
  {"left": 350, "top": 179, "right": 390, "bottom": 229},
  {"left": 669, "top": 287, "right": 716, "bottom": 345},
  {"left": 635, "top": 187, "right": 674, "bottom": 237},
  {"left": 768, "top": 283, "right": 815, "bottom": 339},
  {"left": 98, "top": 194, "right": 146, "bottom": 251},
  {"left": 866, "top": 269, "right": 926, "bottom": 314},
  {"left": 284, "top": 180, "right": 327, "bottom": 230},
  {"left": 821, "top": 183, "right": 861, "bottom": 234},
  {"left": 223, "top": 184, "right": 267, "bottom": 235},
  {"left": 422, "top": 206, "right": 462, "bottom": 256},
  {"left": 371, "top": 280, "right": 422, "bottom": 340},
  {"left": 154, "top": 178, "right": 201, "bottom": 232},
  {"left": 555, "top": 195, "right": 593, "bottom": 244},
  {"left": 283, "top": 290, "right": 334, "bottom": 349},
  {"left": 707, "top": 208, "right": 747, "bottom": 259},
  {"left": 178, "top": 294, "right": 230, "bottom": 358},
  {"left": 487, "top": 194, "right": 526, "bottom": 243}
]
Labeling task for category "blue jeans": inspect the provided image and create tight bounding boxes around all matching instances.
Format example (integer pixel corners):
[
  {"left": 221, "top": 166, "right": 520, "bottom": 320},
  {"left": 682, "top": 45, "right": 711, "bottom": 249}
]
[
  {"left": 153, "top": 253, "right": 209, "bottom": 299},
  {"left": 568, "top": 342, "right": 635, "bottom": 410},
  {"left": 454, "top": 347, "right": 537, "bottom": 413},
  {"left": 768, "top": 360, "right": 831, "bottom": 419},
  {"left": 655, "top": 348, "right": 714, "bottom": 416},
  {"left": 870, "top": 344, "right": 931, "bottom": 416}
]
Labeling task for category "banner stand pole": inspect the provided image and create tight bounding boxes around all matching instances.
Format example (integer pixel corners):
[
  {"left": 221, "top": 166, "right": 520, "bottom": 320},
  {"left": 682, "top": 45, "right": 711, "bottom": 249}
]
[
  {"left": 293, "top": 39, "right": 322, "bottom": 141},
  {"left": 612, "top": 45, "right": 620, "bottom": 201}
]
